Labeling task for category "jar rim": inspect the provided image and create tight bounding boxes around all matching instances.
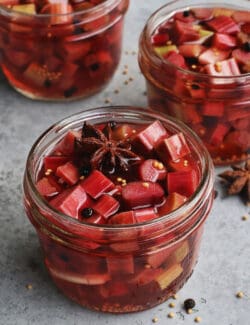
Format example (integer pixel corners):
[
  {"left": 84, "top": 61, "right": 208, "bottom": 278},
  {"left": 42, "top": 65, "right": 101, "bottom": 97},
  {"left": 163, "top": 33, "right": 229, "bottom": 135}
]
[
  {"left": 24, "top": 106, "right": 214, "bottom": 232},
  {"left": 140, "top": 0, "right": 250, "bottom": 80},
  {"left": 0, "top": 0, "right": 121, "bottom": 19}
]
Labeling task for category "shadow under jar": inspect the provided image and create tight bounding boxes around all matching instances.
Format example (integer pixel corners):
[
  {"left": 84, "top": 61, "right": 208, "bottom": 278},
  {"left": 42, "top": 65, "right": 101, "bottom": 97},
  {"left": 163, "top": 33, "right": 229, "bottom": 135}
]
[
  {"left": 0, "top": 0, "right": 129, "bottom": 101},
  {"left": 23, "top": 106, "right": 214, "bottom": 313},
  {"left": 138, "top": 0, "right": 250, "bottom": 165}
]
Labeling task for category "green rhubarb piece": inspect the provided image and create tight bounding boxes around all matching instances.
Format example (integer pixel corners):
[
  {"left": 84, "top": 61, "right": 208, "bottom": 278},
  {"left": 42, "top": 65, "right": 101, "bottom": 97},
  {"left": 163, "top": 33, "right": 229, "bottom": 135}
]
[
  {"left": 154, "top": 45, "right": 178, "bottom": 57},
  {"left": 12, "top": 4, "right": 36, "bottom": 14},
  {"left": 173, "top": 240, "right": 189, "bottom": 263},
  {"left": 156, "top": 264, "right": 183, "bottom": 290},
  {"left": 199, "top": 28, "right": 214, "bottom": 38}
]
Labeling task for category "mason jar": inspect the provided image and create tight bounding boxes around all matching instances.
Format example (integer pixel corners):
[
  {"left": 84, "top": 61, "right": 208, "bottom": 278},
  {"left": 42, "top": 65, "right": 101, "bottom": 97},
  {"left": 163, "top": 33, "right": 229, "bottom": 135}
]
[
  {"left": 23, "top": 106, "right": 214, "bottom": 313},
  {"left": 138, "top": 0, "right": 250, "bottom": 165},
  {"left": 0, "top": 0, "right": 129, "bottom": 100}
]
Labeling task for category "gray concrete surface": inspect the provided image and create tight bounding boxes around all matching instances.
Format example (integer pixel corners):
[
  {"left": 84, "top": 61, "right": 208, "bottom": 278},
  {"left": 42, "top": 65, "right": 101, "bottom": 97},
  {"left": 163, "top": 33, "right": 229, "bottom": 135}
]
[{"left": 0, "top": 1, "right": 249, "bottom": 324}]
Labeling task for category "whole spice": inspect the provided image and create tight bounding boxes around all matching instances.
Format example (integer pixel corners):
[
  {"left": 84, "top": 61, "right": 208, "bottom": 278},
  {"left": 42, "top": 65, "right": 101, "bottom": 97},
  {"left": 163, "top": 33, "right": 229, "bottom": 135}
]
[
  {"left": 76, "top": 122, "right": 141, "bottom": 174},
  {"left": 219, "top": 159, "right": 250, "bottom": 205},
  {"left": 184, "top": 298, "right": 196, "bottom": 310}
]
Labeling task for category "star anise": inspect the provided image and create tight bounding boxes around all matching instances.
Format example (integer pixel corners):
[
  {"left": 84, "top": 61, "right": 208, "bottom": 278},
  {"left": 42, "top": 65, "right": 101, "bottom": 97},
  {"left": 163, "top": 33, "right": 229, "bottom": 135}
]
[
  {"left": 76, "top": 122, "right": 141, "bottom": 174},
  {"left": 219, "top": 159, "right": 250, "bottom": 205}
]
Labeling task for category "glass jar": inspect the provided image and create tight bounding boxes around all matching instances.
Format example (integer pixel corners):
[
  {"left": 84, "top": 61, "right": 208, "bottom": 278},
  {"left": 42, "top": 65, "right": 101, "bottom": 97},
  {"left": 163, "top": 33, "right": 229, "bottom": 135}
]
[
  {"left": 23, "top": 106, "right": 214, "bottom": 313},
  {"left": 0, "top": 0, "right": 129, "bottom": 101},
  {"left": 138, "top": 0, "right": 250, "bottom": 165}
]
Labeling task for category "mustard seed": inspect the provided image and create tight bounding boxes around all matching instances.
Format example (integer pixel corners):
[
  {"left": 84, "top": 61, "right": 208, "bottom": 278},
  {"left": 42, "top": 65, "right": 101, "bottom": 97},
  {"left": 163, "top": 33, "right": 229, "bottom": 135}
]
[{"left": 168, "top": 312, "right": 175, "bottom": 318}]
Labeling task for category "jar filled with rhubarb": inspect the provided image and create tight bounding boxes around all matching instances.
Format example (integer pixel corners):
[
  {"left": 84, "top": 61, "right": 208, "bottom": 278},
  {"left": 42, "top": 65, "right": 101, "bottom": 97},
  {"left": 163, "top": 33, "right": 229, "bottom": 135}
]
[
  {"left": 0, "top": 0, "right": 129, "bottom": 100},
  {"left": 138, "top": 0, "right": 250, "bottom": 165},
  {"left": 23, "top": 106, "right": 214, "bottom": 313}
]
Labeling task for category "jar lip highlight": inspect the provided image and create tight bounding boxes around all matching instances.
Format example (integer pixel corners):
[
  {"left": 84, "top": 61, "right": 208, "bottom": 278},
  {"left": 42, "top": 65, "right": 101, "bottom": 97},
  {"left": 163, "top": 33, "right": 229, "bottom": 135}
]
[
  {"left": 141, "top": 0, "right": 250, "bottom": 80},
  {"left": 24, "top": 106, "right": 214, "bottom": 233},
  {"left": 0, "top": 0, "right": 121, "bottom": 19}
]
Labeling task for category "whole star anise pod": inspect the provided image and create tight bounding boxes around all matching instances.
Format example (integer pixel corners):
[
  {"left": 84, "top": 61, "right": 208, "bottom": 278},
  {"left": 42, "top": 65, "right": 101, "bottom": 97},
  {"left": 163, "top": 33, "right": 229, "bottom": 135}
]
[
  {"left": 219, "top": 159, "right": 250, "bottom": 205},
  {"left": 76, "top": 122, "right": 141, "bottom": 174}
]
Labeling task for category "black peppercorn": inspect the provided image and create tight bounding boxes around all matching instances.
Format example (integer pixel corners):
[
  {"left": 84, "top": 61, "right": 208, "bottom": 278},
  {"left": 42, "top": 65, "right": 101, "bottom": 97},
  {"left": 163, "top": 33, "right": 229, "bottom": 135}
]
[
  {"left": 191, "top": 83, "right": 200, "bottom": 90},
  {"left": 81, "top": 207, "right": 94, "bottom": 218},
  {"left": 79, "top": 165, "right": 91, "bottom": 177},
  {"left": 183, "top": 10, "right": 190, "bottom": 17},
  {"left": 90, "top": 63, "right": 100, "bottom": 71},
  {"left": 109, "top": 121, "right": 117, "bottom": 129},
  {"left": 184, "top": 298, "right": 196, "bottom": 310},
  {"left": 243, "top": 42, "right": 250, "bottom": 52}
]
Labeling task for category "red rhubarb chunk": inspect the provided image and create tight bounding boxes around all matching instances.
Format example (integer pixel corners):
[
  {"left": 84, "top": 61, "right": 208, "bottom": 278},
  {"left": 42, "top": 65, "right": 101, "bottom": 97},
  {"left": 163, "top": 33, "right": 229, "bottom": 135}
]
[
  {"left": 164, "top": 51, "right": 187, "bottom": 69},
  {"left": 107, "top": 255, "right": 134, "bottom": 275},
  {"left": 205, "top": 58, "right": 241, "bottom": 78},
  {"left": 129, "top": 268, "right": 163, "bottom": 286},
  {"left": 82, "top": 170, "right": 115, "bottom": 199},
  {"left": 171, "top": 20, "right": 200, "bottom": 44},
  {"left": 54, "top": 130, "right": 80, "bottom": 155},
  {"left": 134, "top": 207, "right": 158, "bottom": 223},
  {"left": 167, "top": 170, "right": 198, "bottom": 197},
  {"left": 122, "top": 181, "right": 165, "bottom": 209},
  {"left": 208, "top": 123, "right": 230, "bottom": 146},
  {"left": 206, "top": 16, "right": 240, "bottom": 34},
  {"left": 158, "top": 192, "right": 188, "bottom": 216},
  {"left": 157, "top": 132, "right": 191, "bottom": 162},
  {"left": 83, "top": 213, "right": 105, "bottom": 225},
  {"left": 232, "top": 49, "right": 250, "bottom": 65},
  {"left": 92, "top": 194, "right": 120, "bottom": 219},
  {"left": 139, "top": 159, "right": 167, "bottom": 182},
  {"left": 133, "top": 120, "right": 169, "bottom": 152},
  {"left": 179, "top": 44, "right": 205, "bottom": 58},
  {"left": 36, "top": 176, "right": 61, "bottom": 198},
  {"left": 232, "top": 10, "right": 250, "bottom": 23},
  {"left": 151, "top": 33, "right": 169, "bottom": 46},
  {"left": 174, "top": 11, "right": 195, "bottom": 23},
  {"left": 202, "top": 101, "right": 224, "bottom": 117},
  {"left": 50, "top": 185, "right": 90, "bottom": 219},
  {"left": 108, "top": 211, "right": 136, "bottom": 225},
  {"left": 44, "top": 156, "right": 70, "bottom": 172},
  {"left": 191, "top": 8, "right": 213, "bottom": 20},
  {"left": 212, "top": 33, "right": 237, "bottom": 50},
  {"left": 56, "top": 162, "right": 79, "bottom": 185},
  {"left": 198, "top": 48, "right": 230, "bottom": 64}
]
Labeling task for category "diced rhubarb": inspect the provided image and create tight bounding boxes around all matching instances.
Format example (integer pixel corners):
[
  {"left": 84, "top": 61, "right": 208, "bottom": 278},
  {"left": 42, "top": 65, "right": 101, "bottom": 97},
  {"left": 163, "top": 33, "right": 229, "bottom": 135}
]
[
  {"left": 167, "top": 170, "right": 198, "bottom": 197},
  {"left": 191, "top": 8, "right": 213, "bottom": 20},
  {"left": 56, "top": 162, "right": 79, "bottom": 186},
  {"left": 212, "top": 33, "right": 237, "bottom": 50},
  {"left": 108, "top": 211, "right": 136, "bottom": 225},
  {"left": 158, "top": 192, "right": 188, "bottom": 216},
  {"left": 36, "top": 177, "right": 60, "bottom": 198},
  {"left": 50, "top": 184, "right": 90, "bottom": 219},
  {"left": 63, "top": 41, "right": 91, "bottom": 62},
  {"left": 122, "top": 181, "right": 165, "bottom": 209},
  {"left": 212, "top": 8, "right": 234, "bottom": 17},
  {"left": 201, "top": 101, "right": 224, "bottom": 117},
  {"left": 83, "top": 213, "right": 105, "bottom": 225},
  {"left": 4, "top": 49, "right": 31, "bottom": 68},
  {"left": 82, "top": 170, "right": 115, "bottom": 199},
  {"left": 151, "top": 33, "right": 169, "bottom": 46},
  {"left": 54, "top": 130, "right": 81, "bottom": 155},
  {"left": 155, "top": 264, "right": 183, "bottom": 290},
  {"left": 157, "top": 132, "right": 191, "bottom": 162},
  {"left": 179, "top": 44, "right": 205, "bottom": 58},
  {"left": 46, "top": 260, "right": 110, "bottom": 285},
  {"left": 208, "top": 123, "right": 230, "bottom": 146},
  {"left": 171, "top": 20, "right": 200, "bottom": 44},
  {"left": 182, "top": 104, "right": 202, "bottom": 124},
  {"left": 199, "top": 48, "right": 230, "bottom": 64},
  {"left": 107, "top": 255, "right": 134, "bottom": 275},
  {"left": 133, "top": 120, "right": 169, "bottom": 152},
  {"left": 206, "top": 16, "right": 240, "bottom": 34},
  {"left": 169, "top": 241, "right": 189, "bottom": 263},
  {"left": 41, "top": 2, "right": 73, "bottom": 25},
  {"left": 241, "top": 23, "right": 250, "bottom": 34},
  {"left": 92, "top": 194, "right": 120, "bottom": 219},
  {"left": 138, "top": 159, "right": 167, "bottom": 182},
  {"left": 164, "top": 51, "right": 187, "bottom": 69},
  {"left": 134, "top": 207, "right": 158, "bottom": 223},
  {"left": 174, "top": 10, "right": 195, "bottom": 23},
  {"left": 99, "top": 280, "right": 129, "bottom": 298},
  {"left": 205, "top": 58, "right": 241, "bottom": 78},
  {"left": 146, "top": 248, "right": 172, "bottom": 269},
  {"left": 129, "top": 267, "right": 164, "bottom": 286},
  {"left": 12, "top": 3, "right": 36, "bottom": 14},
  {"left": 154, "top": 45, "right": 178, "bottom": 57},
  {"left": 44, "top": 156, "right": 70, "bottom": 172},
  {"left": 233, "top": 10, "right": 250, "bottom": 23},
  {"left": 232, "top": 49, "right": 250, "bottom": 65},
  {"left": 111, "top": 124, "right": 134, "bottom": 141}
]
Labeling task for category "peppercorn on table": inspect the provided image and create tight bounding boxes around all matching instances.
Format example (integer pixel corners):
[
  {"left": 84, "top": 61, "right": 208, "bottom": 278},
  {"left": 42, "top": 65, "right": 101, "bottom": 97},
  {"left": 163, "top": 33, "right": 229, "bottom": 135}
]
[{"left": 0, "top": 0, "right": 249, "bottom": 324}]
